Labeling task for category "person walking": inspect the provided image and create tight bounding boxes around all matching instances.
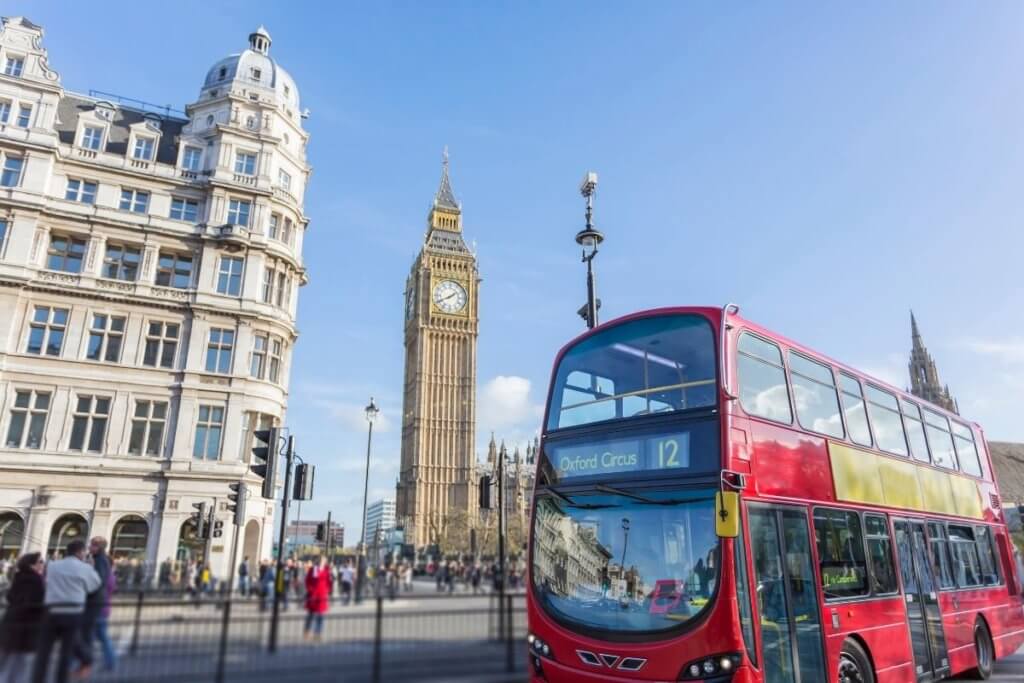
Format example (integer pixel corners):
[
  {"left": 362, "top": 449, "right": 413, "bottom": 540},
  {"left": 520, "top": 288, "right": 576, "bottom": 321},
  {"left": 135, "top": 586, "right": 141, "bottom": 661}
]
[
  {"left": 303, "top": 557, "right": 331, "bottom": 642},
  {"left": 81, "top": 537, "right": 112, "bottom": 672},
  {"left": 339, "top": 562, "right": 354, "bottom": 605},
  {"left": 470, "top": 564, "right": 482, "bottom": 595},
  {"left": 0, "top": 553, "right": 46, "bottom": 683},
  {"left": 32, "top": 540, "right": 102, "bottom": 683},
  {"left": 93, "top": 559, "right": 117, "bottom": 672},
  {"left": 237, "top": 557, "right": 250, "bottom": 597},
  {"left": 257, "top": 561, "right": 274, "bottom": 612}
]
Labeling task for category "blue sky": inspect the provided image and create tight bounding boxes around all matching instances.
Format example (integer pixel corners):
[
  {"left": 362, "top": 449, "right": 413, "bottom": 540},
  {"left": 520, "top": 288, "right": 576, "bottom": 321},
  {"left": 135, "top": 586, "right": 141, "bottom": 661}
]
[{"left": 19, "top": 2, "right": 1024, "bottom": 541}]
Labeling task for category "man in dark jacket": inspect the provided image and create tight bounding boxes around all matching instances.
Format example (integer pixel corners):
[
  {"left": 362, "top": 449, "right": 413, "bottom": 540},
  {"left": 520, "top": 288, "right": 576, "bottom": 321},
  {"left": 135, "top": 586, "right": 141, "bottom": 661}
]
[
  {"left": 0, "top": 553, "right": 46, "bottom": 683},
  {"left": 81, "top": 537, "right": 111, "bottom": 663}
]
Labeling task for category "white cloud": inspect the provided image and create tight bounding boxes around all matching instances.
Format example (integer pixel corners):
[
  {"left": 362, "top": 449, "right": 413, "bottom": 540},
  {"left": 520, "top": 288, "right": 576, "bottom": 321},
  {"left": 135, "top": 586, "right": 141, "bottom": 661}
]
[
  {"left": 477, "top": 375, "right": 543, "bottom": 432},
  {"left": 312, "top": 398, "right": 394, "bottom": 434},
  {"left": 960, "top": 339, "right": 1024, "bottom": 364}
]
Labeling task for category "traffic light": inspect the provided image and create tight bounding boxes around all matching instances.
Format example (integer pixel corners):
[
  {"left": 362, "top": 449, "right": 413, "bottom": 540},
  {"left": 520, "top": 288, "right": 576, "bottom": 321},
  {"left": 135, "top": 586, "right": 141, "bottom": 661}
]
[
  {"left": 479, "top": 475, "right": 492, "bottom": 509},
  {"left": 315, "top": 522, "right": 326, "bottom": 542},
  {"left": 191, "top": 502, "right": 207, "bottom": 539},
  {"left": 227, "top": 481, "right": 246, "bottom": 526},
  {"left": 251, "top": 427, "right": 280, "bottom": 499},
  {"left": 293, "top": 463, "right": 315, "bottom": 501}
]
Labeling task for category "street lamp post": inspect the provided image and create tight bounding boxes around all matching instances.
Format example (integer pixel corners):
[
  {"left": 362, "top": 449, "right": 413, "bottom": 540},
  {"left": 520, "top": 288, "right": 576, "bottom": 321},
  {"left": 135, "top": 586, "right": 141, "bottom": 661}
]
[
  {"left": 356, "top": 397, "right": 379, "bottom": 603},
  {"left": 576, "top": 172, "right": 604, "bottom": 329}
]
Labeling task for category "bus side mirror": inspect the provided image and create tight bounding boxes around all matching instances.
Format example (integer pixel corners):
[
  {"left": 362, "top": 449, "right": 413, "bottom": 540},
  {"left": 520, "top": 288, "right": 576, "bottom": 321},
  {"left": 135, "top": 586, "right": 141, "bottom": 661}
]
[{"left": 715, "top": 491, "right": 740, "bottom": 538}]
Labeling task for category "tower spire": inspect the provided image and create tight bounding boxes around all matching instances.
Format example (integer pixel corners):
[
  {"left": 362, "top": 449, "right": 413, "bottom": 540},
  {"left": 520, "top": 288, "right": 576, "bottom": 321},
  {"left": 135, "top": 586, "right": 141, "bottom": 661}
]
[
  {"left": 433, "top": 147, "right": 460, "bottom": 211},
  {"left": 907, "top": 312, "right": 958, "bottom": 414}
]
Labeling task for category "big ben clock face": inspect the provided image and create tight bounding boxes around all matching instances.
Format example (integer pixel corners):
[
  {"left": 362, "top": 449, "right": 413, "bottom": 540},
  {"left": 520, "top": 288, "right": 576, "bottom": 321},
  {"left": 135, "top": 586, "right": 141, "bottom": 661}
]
[{"left": 432, "top": 279, "right": 467, "bottom": 314}]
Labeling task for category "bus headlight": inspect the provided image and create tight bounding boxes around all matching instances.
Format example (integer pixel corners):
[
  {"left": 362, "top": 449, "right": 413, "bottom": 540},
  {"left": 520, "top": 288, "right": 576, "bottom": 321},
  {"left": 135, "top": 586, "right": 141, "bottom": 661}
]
[
  {"left": 527, "top": 632, "right": 554, "bottom": 660},
  {"left": 679, "top": 653, "right": 741, "bottom": 680}
]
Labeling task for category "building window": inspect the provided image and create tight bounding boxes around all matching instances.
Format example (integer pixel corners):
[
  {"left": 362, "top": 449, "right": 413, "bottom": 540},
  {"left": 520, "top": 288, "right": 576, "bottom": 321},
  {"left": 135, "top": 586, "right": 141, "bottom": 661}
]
[
  {"left": 14, "top": 105, "right": 31, "bottom": 128},
  {"left": 205, "top": 328, "right": 234, "bottom": 374},
  {"left": 279, "top": 169, "right": 291, "bottom": 191},
  {"left": 143, "top": 321, "right": 179, "bottom": 368},
  {"left": 46, "top": 235, "right": 86, "bottom": 273},
  {"left": 0, "top": 218, "right": 8, "bottom": 250},
  {"left": 251, "top": 334, "right": 267, "bottom": 378},
  {"left": 252, "top": 67, "right": 262, "bottom": 80},
  {"left": 0, "top": 100, "right": 10, "bottom": 123},
  {"left": 269, "top": 337, "right": 283, "bottom": 383},
  {"left": 129, "top": 400, "right": 167, "bottom": 456},
  {"left": 182, "top": 146, "right": 202, "bottom": 171},
  {"left": 65, "top": 179, "right": 98, "bottom": 204},
  {"left": 119, "top": 189, "right": 149, "bottom": 213},
  {"left": 275, "top": 272, "right": 286, "bottom": 307},
  {"left": 69, "top": 395, "right": 110, "bottom": 453},
  {"left": 268, "top": 213, "right": 280, "bottom": 239},
  {"left": 282, "top": 218, "right": 293, "bottom": 245},
  {"left": 102, "top": 244, "right": 140, "bottom": 281},
  {"left": 81, "top": 126, "right": 103, "bottom": 150},
  {"left": 133, "top": 137, "right": 154, "bottom": 161},
  {"left": 86, "top": 314, "right": 126, "bottom": 362},
  {"left": 155, "top": 252, "right": 193, "bottom": 289},
  {"left": 169, "top": 198, "right": 199, "bottom": 222},
  {"left": 234, "top": 151, "right": 257, "bottom": 176},
  {"left": 1, "top": 155, "right": 24, "bottom": 187},
  {"left": 5, "top": 390, "right": 49, "bottom": 449},
  {"left": 26, "top": 306, "right": 68, "bottom": 356},
  {"left": 193, "top": 405, "right": 224, "bottom": 460},
  {"left": 3, "top": 56, "right": 24, "bottom": 77},
  {"left": 227, "top": 199, "right": 251, "bottom": 226},
  {"left": 217, "top": 256, "right": 243, "bottom": 296},
  {"left": 262, "top": 267, "right": 273, "bottom": 303}
]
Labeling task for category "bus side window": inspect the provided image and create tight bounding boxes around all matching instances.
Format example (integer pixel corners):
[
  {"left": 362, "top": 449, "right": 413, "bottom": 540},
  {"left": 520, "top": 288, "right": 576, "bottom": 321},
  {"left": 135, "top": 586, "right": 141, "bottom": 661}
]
[
  {"left": 925, "top": 522, "right": 956, "bottom": 589},
  {"left": 947, "top": 525, "right": 982, "bottom": 588},
  {"left": 864, "top": 514, "right": 898, "bottom": 595},
  {"left": 838, "top": 374, "right": 873, "bottom": 447},
  {"left": 864, "top": 385, "right": 909, "bottom": 457},
  {"left": 812, "top": 508, "right": 869, "bottom": 600},
  {"left": 922, "top": 409, "right": 958, "bottom": 470},
  {"left": 900, "top": 400, "right": 931, "bottom": 463},
  {"left": 737, "top": 333, "right": 792, "bottom": 424},
  {"left": 974, "top": 526, "right": 1000, "bottom": 586},
  {"left": 952, "top": 423, "right": 983, "bottom": 478}
]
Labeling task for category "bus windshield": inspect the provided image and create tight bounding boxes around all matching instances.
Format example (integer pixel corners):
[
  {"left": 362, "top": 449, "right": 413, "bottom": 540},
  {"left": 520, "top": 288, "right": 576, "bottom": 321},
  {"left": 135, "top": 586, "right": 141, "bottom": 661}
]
[
  {"left": 531, "top": 487, "right": 719, "bottom": 634},
  {"left": 547, "top": 314, "right": 717, "bottom": 431}
]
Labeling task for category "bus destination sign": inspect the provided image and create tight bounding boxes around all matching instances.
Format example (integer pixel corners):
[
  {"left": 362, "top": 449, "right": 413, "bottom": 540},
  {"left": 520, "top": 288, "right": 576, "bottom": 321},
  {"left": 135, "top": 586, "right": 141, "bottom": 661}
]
[{"left": 551, "top": 432, "right": 691, "bottom": 478}]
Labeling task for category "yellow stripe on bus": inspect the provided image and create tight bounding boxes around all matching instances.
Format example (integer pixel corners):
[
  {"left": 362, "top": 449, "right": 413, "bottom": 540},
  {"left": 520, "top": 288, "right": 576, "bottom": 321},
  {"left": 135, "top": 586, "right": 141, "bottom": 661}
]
[{"left": 827, "top": 441, "right": 982, "bottom": 520}]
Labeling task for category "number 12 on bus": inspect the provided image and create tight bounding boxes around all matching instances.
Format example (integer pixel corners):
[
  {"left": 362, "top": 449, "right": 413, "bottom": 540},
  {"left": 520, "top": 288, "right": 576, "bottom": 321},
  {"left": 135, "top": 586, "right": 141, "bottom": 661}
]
[{"left": 526, "top": 305, "right": 1024, "bottom": 683}]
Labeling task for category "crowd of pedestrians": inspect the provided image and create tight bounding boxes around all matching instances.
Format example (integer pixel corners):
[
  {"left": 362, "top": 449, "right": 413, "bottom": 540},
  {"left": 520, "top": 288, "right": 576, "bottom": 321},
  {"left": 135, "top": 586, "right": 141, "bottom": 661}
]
[{"left": 0, "top": 537, "right": 116, "bottom": 683}]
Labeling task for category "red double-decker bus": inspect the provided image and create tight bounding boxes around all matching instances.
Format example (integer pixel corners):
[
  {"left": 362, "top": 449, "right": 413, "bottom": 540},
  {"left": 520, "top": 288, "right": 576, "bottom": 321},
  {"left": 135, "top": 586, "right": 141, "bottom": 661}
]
[{"left": 526, "top": 305, "right": 1024, "bottom": 683}]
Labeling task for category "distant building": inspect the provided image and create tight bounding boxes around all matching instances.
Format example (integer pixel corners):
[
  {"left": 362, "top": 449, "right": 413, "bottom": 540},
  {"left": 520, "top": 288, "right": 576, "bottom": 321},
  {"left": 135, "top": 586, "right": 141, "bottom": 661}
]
[
  {"left": 908, "top": 312, "right": 958, "bottom": 414},
  {"left": 364, "top": 498, "right": 395, "bottom": 546},
  {"left": 0, "top": 18, "right": 311, "bottom": 580},
  {"left": 285, "top": 518, "right": 343, "bottom": 555}
]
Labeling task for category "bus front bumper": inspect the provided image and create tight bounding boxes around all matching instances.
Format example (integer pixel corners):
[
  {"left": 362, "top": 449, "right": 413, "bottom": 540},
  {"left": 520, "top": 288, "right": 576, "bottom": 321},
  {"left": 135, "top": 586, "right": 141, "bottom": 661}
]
[{"left": 529, "top": 656, "right": 758, "bottom": 683}]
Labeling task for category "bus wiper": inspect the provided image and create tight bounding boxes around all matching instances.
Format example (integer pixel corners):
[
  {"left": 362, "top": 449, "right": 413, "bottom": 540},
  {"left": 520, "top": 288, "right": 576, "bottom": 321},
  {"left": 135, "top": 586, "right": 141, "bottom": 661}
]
[
  {"left": 594, "top": 484, "right": 660, "bottom": 504},
  {"left": 540, "top": 486, "right": 616, "bottom": 509}
]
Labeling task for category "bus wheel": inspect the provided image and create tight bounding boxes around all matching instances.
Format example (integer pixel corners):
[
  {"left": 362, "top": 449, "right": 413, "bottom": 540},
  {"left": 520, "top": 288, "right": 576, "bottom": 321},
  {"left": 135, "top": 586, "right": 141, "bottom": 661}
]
[
  {"left": 838, "top": 639, "right": 875, "bottom": 683},
  {"left": 967, "top": 620, "right": 994, "bottom": 680}
]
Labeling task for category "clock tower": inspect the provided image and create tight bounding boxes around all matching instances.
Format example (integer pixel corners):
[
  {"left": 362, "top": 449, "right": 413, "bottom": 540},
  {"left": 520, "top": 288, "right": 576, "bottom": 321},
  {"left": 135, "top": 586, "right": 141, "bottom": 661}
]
[{"left": 397, "top": 154, "right": 479, "bottom": 548}]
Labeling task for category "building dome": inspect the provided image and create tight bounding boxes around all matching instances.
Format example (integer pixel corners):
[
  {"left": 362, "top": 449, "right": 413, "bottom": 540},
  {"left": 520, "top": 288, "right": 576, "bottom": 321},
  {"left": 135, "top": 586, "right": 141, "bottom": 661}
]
[{"left": 201, "top": 26, "right": 300, "bottom": 110}]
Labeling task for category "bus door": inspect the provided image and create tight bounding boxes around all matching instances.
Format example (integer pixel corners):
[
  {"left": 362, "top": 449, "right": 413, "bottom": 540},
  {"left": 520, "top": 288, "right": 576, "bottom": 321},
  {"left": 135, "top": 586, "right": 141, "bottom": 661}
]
[
  {"left": 893, "top": 520, "right": 949, "bottom": 681},
  {"left": 748, "top": 506, "right": 826, "bottom": 683}
]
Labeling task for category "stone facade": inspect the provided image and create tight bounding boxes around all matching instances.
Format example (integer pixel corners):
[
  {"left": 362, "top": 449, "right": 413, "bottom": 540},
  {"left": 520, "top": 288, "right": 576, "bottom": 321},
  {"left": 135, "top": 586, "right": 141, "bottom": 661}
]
[
  {"left": 0, "top": 18, "right": 310, "bottom": 581},
  {"left": 396, "top": 158, "right": 479, "bottom": 548}
]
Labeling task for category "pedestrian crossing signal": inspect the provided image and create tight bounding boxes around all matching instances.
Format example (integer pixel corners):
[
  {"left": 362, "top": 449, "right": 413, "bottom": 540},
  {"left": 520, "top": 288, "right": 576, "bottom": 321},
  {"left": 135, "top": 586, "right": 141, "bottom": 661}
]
[
  {"left": 479, "top": 475, "right": 492, "bottom": 509},
  {"left": 316, "top": 522, "right": 326, "bottom": 542}
]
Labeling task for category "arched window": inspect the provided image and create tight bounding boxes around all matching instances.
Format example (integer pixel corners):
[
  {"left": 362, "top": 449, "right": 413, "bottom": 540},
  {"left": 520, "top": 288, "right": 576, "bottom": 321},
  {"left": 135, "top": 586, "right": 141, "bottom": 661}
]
[
  {"left": 47, "top": 514, "right": 89, "bottom": 558},
  {"left": 0, "top": 512, "right": 24, "bottom": 561},
  {"left": 111, "top": 515, "right": 148, "bottom": 561}
]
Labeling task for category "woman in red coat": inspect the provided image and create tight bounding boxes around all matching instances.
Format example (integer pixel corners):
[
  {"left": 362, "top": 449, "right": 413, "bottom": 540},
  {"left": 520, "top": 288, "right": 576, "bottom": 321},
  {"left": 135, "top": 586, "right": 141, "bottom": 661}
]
[{"left": 303, "top": 556, "right": 332, "bottom": 641}]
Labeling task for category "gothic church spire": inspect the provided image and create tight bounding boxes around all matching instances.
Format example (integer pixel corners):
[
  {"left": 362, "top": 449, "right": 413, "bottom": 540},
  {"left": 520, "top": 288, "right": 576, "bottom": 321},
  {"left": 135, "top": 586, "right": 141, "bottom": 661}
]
[{"left": 908, "top": 311, "right": 958, "bottom": 414}]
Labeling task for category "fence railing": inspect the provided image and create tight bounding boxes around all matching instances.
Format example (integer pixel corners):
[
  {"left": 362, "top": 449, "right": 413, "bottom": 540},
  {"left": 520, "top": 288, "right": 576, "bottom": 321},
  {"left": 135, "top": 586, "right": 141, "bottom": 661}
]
[{"left": 1, "top": 591, "right": 527, "bottom": 683}]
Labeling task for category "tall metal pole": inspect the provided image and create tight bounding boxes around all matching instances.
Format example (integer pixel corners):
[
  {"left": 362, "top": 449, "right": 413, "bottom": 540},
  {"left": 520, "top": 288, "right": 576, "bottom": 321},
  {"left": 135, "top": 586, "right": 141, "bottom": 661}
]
[
  {"left": 576, "top": 172, "right": 603, "bottom": 330},
  {"left": 357, "top": 402, "right": 376, "bottom": 602},
  {"left": 325, "top": 510, "right": 332, "bottom": 558},
  {"left": 226, "top": 488, "right": 244, "bottom": 597},
  {"left": 585, "top": 257, "right": 597, "bottom": 329},
  {"left": 269, "top": 434, "right": 294, "bottom": 653},
  {"left": 498, "top": 445, "right": 506, "bottom": 596}
]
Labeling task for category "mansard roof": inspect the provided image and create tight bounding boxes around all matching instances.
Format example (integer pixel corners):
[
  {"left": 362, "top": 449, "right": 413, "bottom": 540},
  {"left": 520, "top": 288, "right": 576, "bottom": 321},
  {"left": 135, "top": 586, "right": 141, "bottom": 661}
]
[{"left": 54, "top": 93, "right": 186, "bottom": 165}]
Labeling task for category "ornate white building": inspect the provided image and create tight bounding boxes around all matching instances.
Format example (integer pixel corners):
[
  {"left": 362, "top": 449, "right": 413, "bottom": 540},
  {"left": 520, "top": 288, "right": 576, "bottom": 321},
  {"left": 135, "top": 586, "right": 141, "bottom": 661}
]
[{"left": 0, "top": 17, "right": 310, "bottom": 580}]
